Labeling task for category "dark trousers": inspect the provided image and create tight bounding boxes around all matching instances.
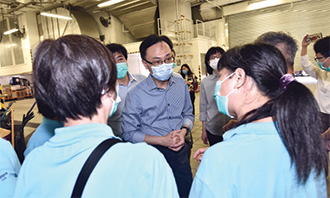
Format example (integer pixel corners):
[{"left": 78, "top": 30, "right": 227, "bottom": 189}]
[
  {"left": 185, "top": 133, "right": 193, "bottom": 159},
  {"left": 153, "top": 143, "right": 193, "bottom": 198},
  {"left": 320, "top": 112, "right": 330, "bottom": 133},
  {"left": 206, "top": 129, "right": 223, "bottom": 146},
  {"left": 189, "top": 91, "right": 195, "bottom": 115}
]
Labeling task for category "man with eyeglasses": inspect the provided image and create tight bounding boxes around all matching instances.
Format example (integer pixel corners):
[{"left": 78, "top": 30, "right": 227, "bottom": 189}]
[
  {"left": 122, "top": 34, "right": 194, "bottom": 197},
  {"left": 301, "top": 35, "right": 330, "bottom": 134}
]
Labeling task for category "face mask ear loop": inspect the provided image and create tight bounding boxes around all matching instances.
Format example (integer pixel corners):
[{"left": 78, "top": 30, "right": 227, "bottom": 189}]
[
  {"left": 321, "top": 57, "right": 328, "bottom": 62},
  {"left": 219, "top": 72, "right": 235, "bottom": 83},
  {"left": 323, "top": 57, "right": 330, "bottom": 65},
  {"left": 216, "top": 72, "right": 235, "bottom": 95},
  {"left": 115, "top": 95, "right": 121, "bottom": 103},
  {"left": 225, "top": 88, "right": 236, "bottom": 97},
  {"left": 223, "top": 72, "right": 235, "bottom": 81}
]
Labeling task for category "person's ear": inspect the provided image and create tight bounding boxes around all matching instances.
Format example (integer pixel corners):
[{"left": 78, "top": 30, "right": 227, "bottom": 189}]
[
  {"left": 233, "top": 68, "right": 246, "bottom": 89},
  {"left": 142, "top": 60, "right": 153, "bottom": 74},
  {"left": 142, "top": 59, "right": 149, "bottom": 70},
  {"left": 101, "top": 92, "right": 110, "bottom": 107}
]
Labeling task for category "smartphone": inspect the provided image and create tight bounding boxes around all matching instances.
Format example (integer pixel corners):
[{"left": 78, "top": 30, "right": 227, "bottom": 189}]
[{"left": 306, "top": 33, "right": 323, "bottom": 42}]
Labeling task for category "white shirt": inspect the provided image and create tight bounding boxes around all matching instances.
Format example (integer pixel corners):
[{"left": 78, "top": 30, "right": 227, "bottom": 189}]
[{"left": 301, "top": 55, "right": 330, "bottom": 114}]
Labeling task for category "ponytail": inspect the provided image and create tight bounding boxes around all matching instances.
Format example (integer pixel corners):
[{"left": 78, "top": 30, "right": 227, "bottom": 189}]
[
  {"left": 235, "top": 80, "right": 328, "bottom": 184},
  {"left": 220, "top": 43, "right": 328, "bottom": 184},
  {"left": 272, "top": 81, "right": 328, "bottom": 184}
]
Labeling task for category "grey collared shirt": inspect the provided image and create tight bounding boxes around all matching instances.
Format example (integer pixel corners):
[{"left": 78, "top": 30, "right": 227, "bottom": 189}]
[
  {"left": 199, "top": 74, "right": 232, "bottom": 135},
  {"left": 122, "top": 74, "right": 194, "bottom": 143}
]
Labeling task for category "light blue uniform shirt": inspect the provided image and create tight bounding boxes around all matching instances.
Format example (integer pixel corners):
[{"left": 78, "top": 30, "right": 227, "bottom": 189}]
[
  {"left": 190, "top": 122, "right": 326, "bottom": 198},
  {"left": 199, "top": 74, "right": 232, "bottom": 135},
  {"left": 24, "top": 117, "right": 63, "bottom": 157},
  {"left": 108, "top": 72, "right": 146, "bottom": 137},
  {"left": 122, "top": 73, "right": 194, "bottom": 143},
  {"left": 14, "top": 123, "right": 179, "bottom": 198},
  {"left": 0, "top": 138, "right": 21, "bottom": 198}
]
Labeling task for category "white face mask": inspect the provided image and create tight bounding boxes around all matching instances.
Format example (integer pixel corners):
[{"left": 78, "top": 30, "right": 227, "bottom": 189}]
[
  {"left": 210, "top": 58, "right": 220, "bottom": 70},
  {"left": 151, "top": 62, "right": 174, "bottom": 81}
]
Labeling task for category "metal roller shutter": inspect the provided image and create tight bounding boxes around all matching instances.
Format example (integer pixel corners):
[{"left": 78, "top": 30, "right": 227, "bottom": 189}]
[{"left": 227, "top": 0, "right": 330, "bottom": 69}]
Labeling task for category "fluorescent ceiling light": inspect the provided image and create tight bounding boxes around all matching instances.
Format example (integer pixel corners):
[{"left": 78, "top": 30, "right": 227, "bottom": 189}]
[
  {"left": 98, "top": 0, "right": 125, "bottom": 7},
  {"left": 4, "top": 28, "right": 19, "bottom": 35},
  {"left": 248, "top": 0, "right": 281, "bottom": 10},
  {"left": 249, "top": 0, "right": 266, "bottom": 4},
  {"left": 40, "top": 12, "right": 72, "bottom": 20}
]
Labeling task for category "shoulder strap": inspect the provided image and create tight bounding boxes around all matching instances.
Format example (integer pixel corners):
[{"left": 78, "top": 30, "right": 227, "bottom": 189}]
[{"left": 71, "top": 138, "right": 122, "bottom": 198}]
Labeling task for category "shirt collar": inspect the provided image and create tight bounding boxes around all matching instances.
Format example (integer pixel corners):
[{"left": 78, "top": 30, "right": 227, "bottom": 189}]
[
  {"left": 211, "top": 73, "right": 219, "bottom": 79},
  {"left": 127, "top": 72, "right": 137, "bottom": 84},
  {"left": 118, "top": 72, "right": 136, "bottom": 86},
  {"left": 42, "top": 117, "right": 64, "bottom": 127},
  {"left": 146, "top": 74, "right": 175, "bottom": 91},
  {"left": 51, "top": 123, "right": 117, "bottom": 145},
  {"left": 223, "top": 121, "right": 277, "bottom": 141}
]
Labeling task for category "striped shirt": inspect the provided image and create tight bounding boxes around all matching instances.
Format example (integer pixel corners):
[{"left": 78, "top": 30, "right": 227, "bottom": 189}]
[{"left": 122, "top": 73, "right": 194, "bottom": 143}]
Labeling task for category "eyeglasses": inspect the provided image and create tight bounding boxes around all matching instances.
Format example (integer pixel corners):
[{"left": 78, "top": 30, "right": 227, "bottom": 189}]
[
  {"left": 144, "top": 56, "right": 174, "bottom": 67},
  {"left": 314, "top": 56, "right": 324, "bottom": 61},
  {"left": 210, "top": 54, "right": 221, "bottom": 60}
]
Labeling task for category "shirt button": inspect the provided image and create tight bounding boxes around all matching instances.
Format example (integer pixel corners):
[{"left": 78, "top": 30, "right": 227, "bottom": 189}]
[
  {"left": 169, "top": 116, "right": 172, "bottom": 119},
  {"left": 168, "top": 104, "right": 170, "bottom": 106}
]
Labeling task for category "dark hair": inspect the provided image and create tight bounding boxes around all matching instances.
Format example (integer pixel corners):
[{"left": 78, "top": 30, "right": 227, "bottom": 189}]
[
  {"left": 106, "top": 43, "right": 128, "bottom": 60},
  {"left": 314, "top": 36, "right": 330, "bottom": 57},
  {"left": 205, "top": 47, "right": 225, "bottom": 75},
  {"left": 33, "top": 35, "right": 117, "bottom": 122},
  {"left": 219, "top": 43, "right": 328, "bottom": 184},
  {"left": 180, "top": 64, "right": 194, "bottom": 78},
  {"left": 139, "top": 34, "right": 173, "bottom": 60},
  {"left": 255, "top": 31, "right": 297, "bottom": 71}
]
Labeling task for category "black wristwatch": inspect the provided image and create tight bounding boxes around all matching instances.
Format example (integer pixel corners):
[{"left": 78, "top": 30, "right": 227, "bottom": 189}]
[{"left": 180, "top": 126, "right": 189, "bottom": 131}]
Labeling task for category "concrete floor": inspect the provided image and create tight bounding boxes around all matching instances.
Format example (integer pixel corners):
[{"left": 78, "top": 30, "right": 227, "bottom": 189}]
[{"left": 6, "top": 95, "right": 330, "bottom": 196}]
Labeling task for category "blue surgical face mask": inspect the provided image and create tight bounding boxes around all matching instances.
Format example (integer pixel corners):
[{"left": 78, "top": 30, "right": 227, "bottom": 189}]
[
  {"left": 103, "top": 84, "right": 121, "bottom": 118},
  {"left": 173, "top": 63, "right": 177, "bottom": 68},
  {"left": 317, "top": 57, "right": 330, "bottom": 71},
  {"left": 116, "top": 62, "right": 128, "bottom": 79},
  {"left": 151, "top": 63, "right": 174, "bottom": 81},
  {"left": 213, "top": 72, "right": 235, "bottom": 118},
  {"left": 182, "top": 69, "right": 188, "bottom": 75}
]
